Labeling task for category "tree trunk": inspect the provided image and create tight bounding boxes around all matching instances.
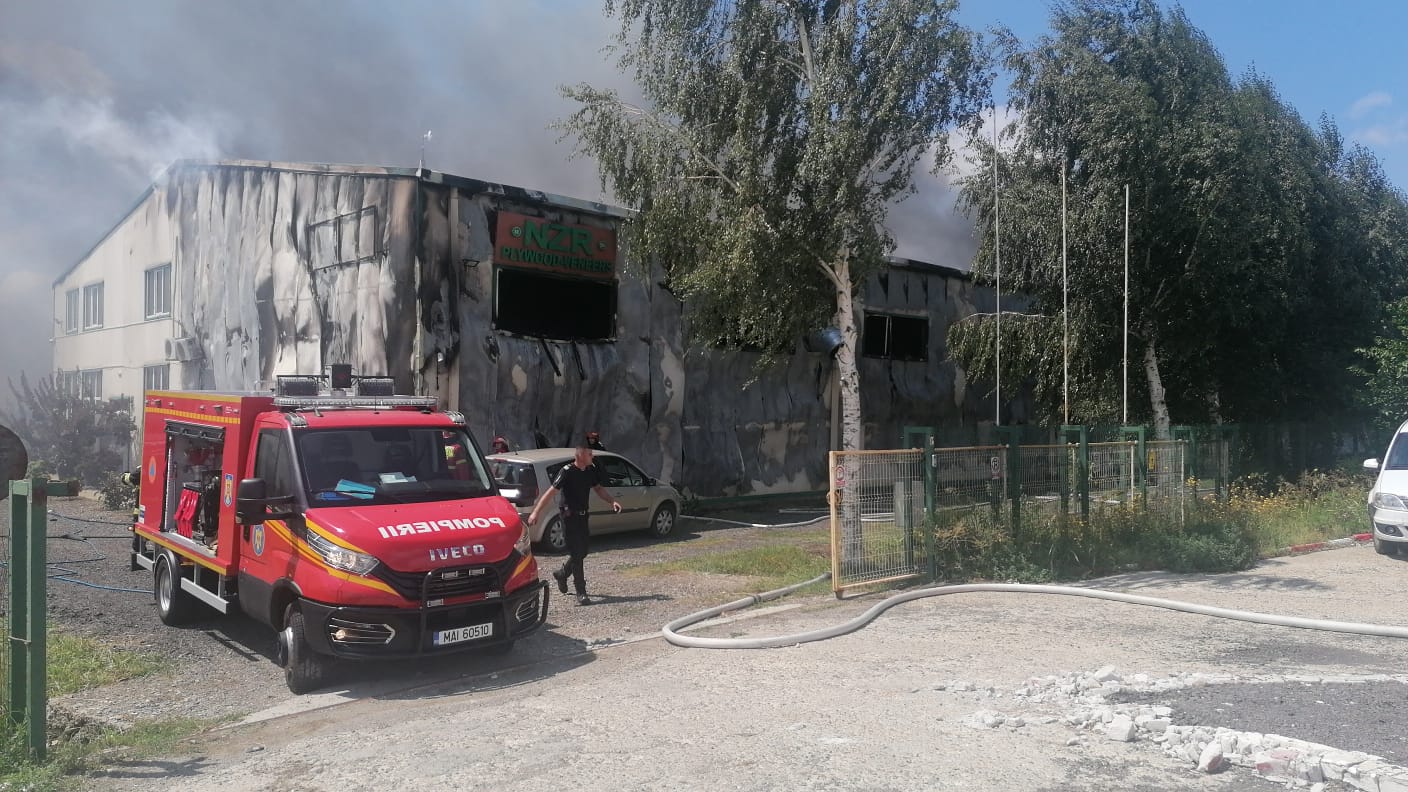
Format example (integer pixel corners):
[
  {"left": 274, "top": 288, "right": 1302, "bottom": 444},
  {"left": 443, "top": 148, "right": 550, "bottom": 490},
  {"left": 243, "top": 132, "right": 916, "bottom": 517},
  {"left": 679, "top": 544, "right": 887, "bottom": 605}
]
[
  {"left": 832, "top": 259, "right": 863, "bottom": 452},
  {"left": 1143, "top": 340, "right": 1171, "bottom": 439},
  {"left": 832, "top": 257, "right": 864, "bottom": 573}
]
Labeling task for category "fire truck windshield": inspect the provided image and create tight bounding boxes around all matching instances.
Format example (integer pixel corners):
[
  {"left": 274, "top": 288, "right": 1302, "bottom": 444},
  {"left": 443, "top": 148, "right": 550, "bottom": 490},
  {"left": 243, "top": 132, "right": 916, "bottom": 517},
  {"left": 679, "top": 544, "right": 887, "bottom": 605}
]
[{"left": 294, "top": 427, "right": 494, "bottom": 505}]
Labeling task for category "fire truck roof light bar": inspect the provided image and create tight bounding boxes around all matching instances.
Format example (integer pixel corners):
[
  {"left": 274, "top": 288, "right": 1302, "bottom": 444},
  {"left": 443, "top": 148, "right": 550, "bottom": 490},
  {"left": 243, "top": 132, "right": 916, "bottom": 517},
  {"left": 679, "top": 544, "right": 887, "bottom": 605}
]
[{"left": 272, "top": 396, "right": 439, "bottom": 410}]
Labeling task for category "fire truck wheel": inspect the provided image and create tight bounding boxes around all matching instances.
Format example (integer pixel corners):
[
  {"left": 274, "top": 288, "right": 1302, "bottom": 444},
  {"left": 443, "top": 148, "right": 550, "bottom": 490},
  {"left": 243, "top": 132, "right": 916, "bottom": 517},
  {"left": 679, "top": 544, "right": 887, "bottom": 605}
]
[
  {"left": 542, "top": 516, "right": 568, "bottom": 554},
  {"left": 281, "top": 605, "right": 328, "bottom": 694},
  {"left": 155, "top": 552, "right": 198, "bottom": 626}
]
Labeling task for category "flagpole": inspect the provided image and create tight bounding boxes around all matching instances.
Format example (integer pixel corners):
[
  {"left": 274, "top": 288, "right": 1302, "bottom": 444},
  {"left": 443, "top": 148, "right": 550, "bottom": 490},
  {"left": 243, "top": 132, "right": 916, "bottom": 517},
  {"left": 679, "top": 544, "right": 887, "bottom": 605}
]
[
  {"left": 1122, "top": 183, "right": 1130, "bottom": 425},
  {"left": 992, "top": 105, "right": 1002, "bottom": 427},
  {"left": 1062, "top": 160, "right": 1069, "bottom": 426}
]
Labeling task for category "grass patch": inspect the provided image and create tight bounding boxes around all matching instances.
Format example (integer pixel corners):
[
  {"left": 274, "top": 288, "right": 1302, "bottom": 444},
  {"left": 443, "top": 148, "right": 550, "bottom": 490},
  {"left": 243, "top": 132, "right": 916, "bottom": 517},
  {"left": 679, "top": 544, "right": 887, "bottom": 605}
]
[
  {"left": 46, "top": 632, "right": 165, "bottom": 697},
  {"left": 1, "top": 717, "right": 217, "bottom": 790},
  {"left": 0, "top": 628, "right": 163, "bottom": 699},
  {"left": 0, "top": 627, "right": 170, "bottom": 789},
  {"left": 1229, "top": 470, "right": 1365, "bottom": 553},
  {"left": 636, "top": 543, "right": 831, "bottom": 593},
  {"left": 909, "top": 468, "right": 1368, "bottom": 583}
]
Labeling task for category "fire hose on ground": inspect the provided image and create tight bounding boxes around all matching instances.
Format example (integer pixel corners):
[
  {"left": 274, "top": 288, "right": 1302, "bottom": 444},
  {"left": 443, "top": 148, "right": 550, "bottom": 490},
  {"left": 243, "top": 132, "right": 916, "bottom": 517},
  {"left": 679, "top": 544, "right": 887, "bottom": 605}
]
[{"left": 662, "top": 573, "right": 1408, "bottom": 649}]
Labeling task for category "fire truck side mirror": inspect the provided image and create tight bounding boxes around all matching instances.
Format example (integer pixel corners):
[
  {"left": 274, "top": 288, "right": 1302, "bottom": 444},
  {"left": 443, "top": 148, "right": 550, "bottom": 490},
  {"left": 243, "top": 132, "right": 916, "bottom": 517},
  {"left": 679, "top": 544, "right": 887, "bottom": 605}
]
[{"left": 235, "top": 478, "right": 267, "bottom": 524}]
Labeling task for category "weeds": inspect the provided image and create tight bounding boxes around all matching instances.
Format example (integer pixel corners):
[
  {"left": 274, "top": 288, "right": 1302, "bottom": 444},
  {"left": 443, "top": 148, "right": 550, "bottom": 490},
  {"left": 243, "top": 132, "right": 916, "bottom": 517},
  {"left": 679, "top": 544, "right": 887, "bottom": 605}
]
[{"left": 0, "top": 628, "right": 170, "bottom": 789}]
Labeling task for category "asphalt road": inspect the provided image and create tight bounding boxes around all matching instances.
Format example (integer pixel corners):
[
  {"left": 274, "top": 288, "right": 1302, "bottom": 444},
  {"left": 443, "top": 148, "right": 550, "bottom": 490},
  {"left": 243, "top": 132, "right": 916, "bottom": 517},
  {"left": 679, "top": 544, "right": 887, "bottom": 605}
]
[{"left": 82, "top": 541, "right": 1408, "bottom": 791}]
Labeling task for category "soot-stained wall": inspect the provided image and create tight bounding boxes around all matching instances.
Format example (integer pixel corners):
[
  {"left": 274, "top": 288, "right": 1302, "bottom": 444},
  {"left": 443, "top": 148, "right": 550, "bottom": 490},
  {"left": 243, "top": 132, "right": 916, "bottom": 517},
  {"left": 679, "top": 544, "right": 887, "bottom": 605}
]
[{"left": 104, "top": 161, "right": 1002, "bottom": 497}]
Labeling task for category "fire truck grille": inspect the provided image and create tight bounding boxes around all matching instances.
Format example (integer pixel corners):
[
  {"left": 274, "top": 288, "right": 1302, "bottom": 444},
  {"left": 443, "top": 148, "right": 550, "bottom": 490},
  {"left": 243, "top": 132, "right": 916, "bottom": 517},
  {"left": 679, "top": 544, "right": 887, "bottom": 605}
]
[{"left": 373, "top": 552, "right": 521, "bottom": 602}]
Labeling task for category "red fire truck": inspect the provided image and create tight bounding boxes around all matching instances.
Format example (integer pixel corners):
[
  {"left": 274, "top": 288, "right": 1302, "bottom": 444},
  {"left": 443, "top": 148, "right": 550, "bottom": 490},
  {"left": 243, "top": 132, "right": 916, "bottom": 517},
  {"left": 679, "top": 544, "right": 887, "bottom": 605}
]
[{"left": 129, "top": 369, "right": 548, "bottom": 693}]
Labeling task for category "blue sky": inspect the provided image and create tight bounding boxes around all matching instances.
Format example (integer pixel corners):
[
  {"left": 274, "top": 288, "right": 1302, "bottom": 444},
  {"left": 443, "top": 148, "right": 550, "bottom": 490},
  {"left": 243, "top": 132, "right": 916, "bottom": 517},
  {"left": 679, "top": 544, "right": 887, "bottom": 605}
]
[
  {"left": 958, "top": 0, "right": 1408, "bottom": 188},
  {"left": 0, "top": 0, "right": 1405, "bottom": 383}
]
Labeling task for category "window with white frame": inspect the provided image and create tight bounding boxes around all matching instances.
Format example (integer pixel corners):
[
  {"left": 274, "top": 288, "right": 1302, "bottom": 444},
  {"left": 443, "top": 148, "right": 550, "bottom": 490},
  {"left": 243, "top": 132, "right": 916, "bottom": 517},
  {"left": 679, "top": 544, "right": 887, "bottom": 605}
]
[
  {"left": 54, "top": 370, "right": 78, "bottom": 396},
  {"left": 82, "top": 282, "right": 104, "bottom": 330},
  {"left": 64, "top": 289, "right": 80, "bottom": 334},
  {"left": 144, "top": 264, "right": 171, "bottom": 320},
  {"left": 143, "top": 364, "right": 170, "bottom": 392},
  {"left": 80, "top": 369, "right": 102, "bottom": 400}
]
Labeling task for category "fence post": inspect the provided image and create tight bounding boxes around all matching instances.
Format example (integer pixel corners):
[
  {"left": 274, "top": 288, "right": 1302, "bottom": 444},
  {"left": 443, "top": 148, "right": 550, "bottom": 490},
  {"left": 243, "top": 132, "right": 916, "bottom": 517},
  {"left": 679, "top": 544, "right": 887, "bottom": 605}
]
[
  {"left": 1171, "top": 425, "right": 1197, "bottom": 483},
  {"left": 1214, "top": 424, "right": 1238, "bottom": 500},
  {"left": 1060, "top": 425, "right": 1090, "bottom": 522},
  {"left": 1121, "top": 426, "right": 1148, "bottom": 508},
  {"left": 7, "top": 478, "right": 47, "bottom": 761},
  {"left": 995, "top": 426, "right": 1022, "bottom": 536},
  {"left": 922, "top": 435, "right": 937, "bottom": 580}
]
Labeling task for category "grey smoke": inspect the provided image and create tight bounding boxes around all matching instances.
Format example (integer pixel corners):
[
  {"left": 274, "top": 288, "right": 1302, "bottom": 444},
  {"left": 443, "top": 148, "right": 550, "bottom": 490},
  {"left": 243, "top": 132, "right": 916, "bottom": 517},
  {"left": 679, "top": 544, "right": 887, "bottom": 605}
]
[{"left": 0, "top": 0, "right": 975, "bottom": 387}]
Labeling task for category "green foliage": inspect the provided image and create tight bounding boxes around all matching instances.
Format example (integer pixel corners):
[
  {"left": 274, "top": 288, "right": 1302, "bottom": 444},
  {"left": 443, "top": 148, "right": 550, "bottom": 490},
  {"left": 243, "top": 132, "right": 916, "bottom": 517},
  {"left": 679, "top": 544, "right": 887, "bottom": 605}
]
[
  {"left": 1355, "top": 296, "right": 1408, "bottom": 430},
  {"left": 951, "top": 0, "right": 1408, "bottom": 429},
  {"left": 0, "top": 628, "right": 168, "bottom": 789},
  {"left": 2, "top": 374, "right": 135, "bottom": 487},
  {"left": 558, "top": 0, "right": 990, "bottom": 448},
  {"left": 98, "top": 470, "right": 138, "bottom": 513},
  {"left": 926, "top": 498, "right": 1257, "bottom": 582}
]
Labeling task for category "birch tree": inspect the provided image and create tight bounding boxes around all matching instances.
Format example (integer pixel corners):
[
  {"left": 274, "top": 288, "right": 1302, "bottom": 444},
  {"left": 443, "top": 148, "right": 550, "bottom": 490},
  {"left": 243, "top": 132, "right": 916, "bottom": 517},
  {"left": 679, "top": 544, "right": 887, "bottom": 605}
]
[{"left": 558, "top": 0, "right": 988, "bottom": 451}]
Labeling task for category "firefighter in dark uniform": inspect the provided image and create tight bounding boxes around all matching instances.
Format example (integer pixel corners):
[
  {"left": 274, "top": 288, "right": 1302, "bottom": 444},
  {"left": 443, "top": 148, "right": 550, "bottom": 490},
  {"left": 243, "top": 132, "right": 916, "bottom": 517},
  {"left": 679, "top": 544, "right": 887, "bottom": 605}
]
[{"left": 526, "top": 444, "right": 621, "bottom": 605}]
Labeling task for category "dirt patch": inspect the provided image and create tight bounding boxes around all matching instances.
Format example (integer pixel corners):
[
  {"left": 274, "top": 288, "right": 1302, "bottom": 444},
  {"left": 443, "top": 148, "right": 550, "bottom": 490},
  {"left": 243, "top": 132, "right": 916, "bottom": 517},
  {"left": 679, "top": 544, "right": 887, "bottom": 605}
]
[{"left": 4, "top": 496, "right": 831, "bottom": 728}]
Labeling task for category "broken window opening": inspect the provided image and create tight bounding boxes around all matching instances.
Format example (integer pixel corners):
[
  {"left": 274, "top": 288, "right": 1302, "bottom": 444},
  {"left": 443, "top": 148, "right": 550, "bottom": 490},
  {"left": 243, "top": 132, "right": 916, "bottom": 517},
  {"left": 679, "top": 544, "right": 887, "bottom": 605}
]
[
  {"left": 494, "top": 266, "right": 616, "bottom": 342},
  {"left": 862, "top": 313, "right": 928, "bottom": 362}
]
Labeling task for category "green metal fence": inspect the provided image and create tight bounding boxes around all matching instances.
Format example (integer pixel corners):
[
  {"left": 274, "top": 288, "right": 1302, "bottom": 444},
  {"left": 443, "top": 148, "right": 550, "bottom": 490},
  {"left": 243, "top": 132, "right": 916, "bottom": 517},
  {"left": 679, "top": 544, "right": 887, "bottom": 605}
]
[
  {"left": 5, "top": 479, "right": 48, "bottom": 760},
  {"left": 830, "top": 427, "right": 1214, "bottom": 594}
]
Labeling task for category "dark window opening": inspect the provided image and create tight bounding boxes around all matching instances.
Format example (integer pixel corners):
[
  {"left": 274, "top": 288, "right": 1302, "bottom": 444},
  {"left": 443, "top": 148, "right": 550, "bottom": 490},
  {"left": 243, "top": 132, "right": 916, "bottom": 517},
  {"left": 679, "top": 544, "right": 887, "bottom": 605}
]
[
  {"left": 494, "top": 267, "right": 616, "bottom": 341},
  {"left": 862, "top": 313, "right": 928, "bottom": 361}
]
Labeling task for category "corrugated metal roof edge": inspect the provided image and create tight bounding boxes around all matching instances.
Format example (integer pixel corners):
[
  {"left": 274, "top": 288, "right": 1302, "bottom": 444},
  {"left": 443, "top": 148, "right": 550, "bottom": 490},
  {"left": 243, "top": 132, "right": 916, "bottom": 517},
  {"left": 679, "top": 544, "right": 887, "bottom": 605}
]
[
  {"left": 53, "top": 159, "right": 638, "bottom": 288},
  {"left": 54, "top": 159, "right": 972, "bottom": 287},
  {"left": 884, "top": 256, "right": 972, "bottom": 281}
]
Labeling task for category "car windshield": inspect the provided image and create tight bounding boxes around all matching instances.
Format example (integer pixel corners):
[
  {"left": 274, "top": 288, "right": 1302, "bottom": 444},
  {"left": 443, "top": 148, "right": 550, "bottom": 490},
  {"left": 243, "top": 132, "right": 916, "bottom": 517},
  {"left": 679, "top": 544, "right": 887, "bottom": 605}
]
[
  {"left": 295, "top": 427, "right": 494, "bottom": 505},
  {"left": 1386, "top": 433, "right": 1408, "bottom": 470}
]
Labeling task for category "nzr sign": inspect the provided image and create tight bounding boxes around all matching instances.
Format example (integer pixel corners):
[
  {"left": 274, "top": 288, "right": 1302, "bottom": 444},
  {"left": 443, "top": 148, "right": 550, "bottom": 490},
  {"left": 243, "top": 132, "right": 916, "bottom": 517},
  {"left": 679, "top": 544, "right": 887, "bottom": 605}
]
[{"left": 494, "top": 211, "right": 617, "bottom": 280}]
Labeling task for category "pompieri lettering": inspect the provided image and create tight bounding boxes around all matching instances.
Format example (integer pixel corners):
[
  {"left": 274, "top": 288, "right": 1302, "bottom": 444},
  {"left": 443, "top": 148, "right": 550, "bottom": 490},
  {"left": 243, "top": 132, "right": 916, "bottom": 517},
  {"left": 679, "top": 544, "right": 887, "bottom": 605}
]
[{"left": 376, "top": 516, "right": 506, "bottom": 539}]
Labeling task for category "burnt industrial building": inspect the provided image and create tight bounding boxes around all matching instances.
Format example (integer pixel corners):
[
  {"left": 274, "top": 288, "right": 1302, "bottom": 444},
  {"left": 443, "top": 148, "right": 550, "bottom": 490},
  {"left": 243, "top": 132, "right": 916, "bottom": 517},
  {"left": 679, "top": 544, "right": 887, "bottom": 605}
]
[{"left": 52, "top": 159, "right": 1004, "bottom": 496}]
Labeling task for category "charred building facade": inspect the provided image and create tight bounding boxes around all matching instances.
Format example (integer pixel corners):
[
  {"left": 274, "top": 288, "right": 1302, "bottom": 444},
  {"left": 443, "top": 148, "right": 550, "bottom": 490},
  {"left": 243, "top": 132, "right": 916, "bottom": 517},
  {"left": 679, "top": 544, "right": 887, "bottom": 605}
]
[{"left": 51, "top": 160, "right": 1004, "bottom": 496}]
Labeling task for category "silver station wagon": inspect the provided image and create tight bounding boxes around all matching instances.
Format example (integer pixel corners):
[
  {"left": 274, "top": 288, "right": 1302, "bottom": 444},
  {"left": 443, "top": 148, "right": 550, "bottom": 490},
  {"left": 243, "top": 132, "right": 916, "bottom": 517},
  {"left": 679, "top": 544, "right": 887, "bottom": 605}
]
[{"left": 486, "top": 448, "right": 681, "bottom": 552}]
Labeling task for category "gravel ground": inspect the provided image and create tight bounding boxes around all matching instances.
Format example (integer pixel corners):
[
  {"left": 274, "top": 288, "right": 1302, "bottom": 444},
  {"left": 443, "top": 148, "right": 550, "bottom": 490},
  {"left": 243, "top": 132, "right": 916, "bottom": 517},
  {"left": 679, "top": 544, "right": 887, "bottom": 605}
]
[
  {"left": 13, "top": 494, "right": 1408, "bottom": 790},
  {"left": 1, "top": 493, "right": 833, "bottom": 727},
  {"left": 85, "top": 543, "right": 1408, "bottom": 792}
]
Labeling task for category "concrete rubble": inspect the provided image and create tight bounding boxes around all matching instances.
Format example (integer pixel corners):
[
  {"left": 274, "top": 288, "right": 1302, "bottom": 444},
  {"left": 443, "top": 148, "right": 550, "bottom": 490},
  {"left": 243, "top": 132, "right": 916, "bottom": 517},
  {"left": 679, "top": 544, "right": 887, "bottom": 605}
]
[{"left": 944, "top": 667, "right": 1408, "bottom": 789}]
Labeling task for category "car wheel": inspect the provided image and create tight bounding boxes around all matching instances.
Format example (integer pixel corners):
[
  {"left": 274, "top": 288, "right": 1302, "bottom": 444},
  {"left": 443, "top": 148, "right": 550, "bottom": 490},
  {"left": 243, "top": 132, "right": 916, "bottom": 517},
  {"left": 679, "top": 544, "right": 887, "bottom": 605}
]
[
  {"left": 541, "top": 516, "right": 567, "bottom": 553},
  {"left": 155, "top": 552, "right": 199, "bottom": 626},
  {"left": 649, "top": 502, "right": 678, "bottom": 539},
  {"left": 1375, "top": 535, "right": 1398, "bottom": 556},
  {"left": 281, "top": 605, "right": 328, "bottom": 694}
]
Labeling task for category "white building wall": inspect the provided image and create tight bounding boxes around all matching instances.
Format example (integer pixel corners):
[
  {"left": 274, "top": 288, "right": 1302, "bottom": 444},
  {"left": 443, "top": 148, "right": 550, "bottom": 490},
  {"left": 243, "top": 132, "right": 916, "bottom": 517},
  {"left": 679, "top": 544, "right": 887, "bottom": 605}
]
[{"left": 52, "top": 184, "right": 181, "bottom": 438}]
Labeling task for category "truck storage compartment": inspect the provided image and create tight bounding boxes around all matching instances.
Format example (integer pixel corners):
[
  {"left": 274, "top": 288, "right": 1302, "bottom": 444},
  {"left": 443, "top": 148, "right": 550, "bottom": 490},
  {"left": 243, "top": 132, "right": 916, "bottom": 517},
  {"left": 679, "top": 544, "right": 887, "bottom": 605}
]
[{"left": 163, "top": 421, "right": 225, "bottom": 551}]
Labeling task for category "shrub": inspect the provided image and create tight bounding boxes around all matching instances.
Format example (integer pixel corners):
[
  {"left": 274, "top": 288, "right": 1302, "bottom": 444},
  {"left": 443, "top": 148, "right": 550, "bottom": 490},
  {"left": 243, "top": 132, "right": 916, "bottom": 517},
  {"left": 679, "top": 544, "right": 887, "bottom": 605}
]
[
  {"left": 99, "top": 470, "right": 138, "bottom": 513},
  {"left": 923, "top": 497, "right": 1259, "bottom": 583},
  {"left": 1, "top": 374, "right": 134, "bottom": 488}
]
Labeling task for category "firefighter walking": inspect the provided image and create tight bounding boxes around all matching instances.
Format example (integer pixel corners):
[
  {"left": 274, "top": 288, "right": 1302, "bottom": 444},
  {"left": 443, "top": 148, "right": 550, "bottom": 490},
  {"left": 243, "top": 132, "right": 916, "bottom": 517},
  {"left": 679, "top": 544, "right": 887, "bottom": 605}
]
[{"left": 526, "top": 444, "right": 621, "bottom": 605}]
